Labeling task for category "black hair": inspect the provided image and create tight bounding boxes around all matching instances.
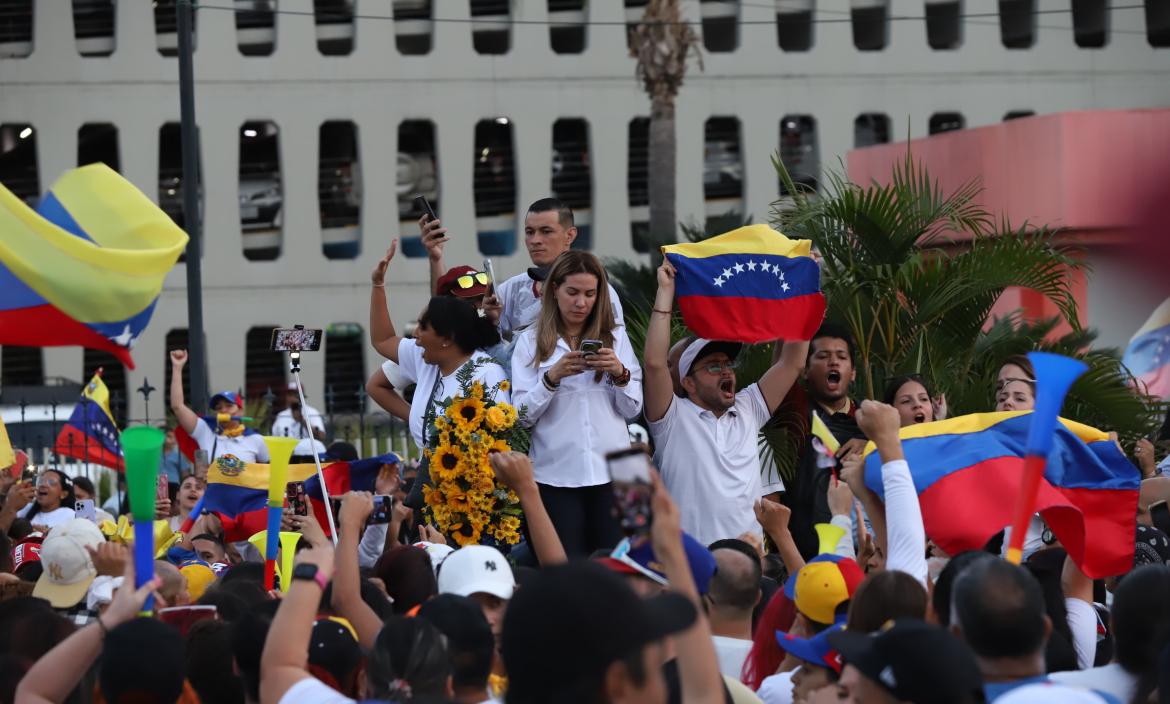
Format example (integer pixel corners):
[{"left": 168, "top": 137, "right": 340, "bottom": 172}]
[
  {"left": 1024, "top": 548, "right": 1078, "bottom": 674},
  {"left": 327, "top": 441, "right": 359, "bottom": 461},
  {"left": 527, "top": 197, "right": 575, "bottom": 230},
  {"left": 191, "top": 532, "right": 226, "bottom": 549},
  {"left": 1110, "top": 565, "right": 1170, "bottom": 704},
  {"left": 707, "top": 540, "right": 763, "bottom": 613},
  {"left": 220, "top": 560, "right": 266, "bottom": 588},
  {"left": 809, "top": 321, "right": 856, "bottom": 364},
  {"left": 231, "top": 601, "right": 279, "bottom": 703},
  {"left": 931, "top": 551, "right": 995, "bottom": 627},
  {"left": 0, "top": 654, "right": 27, "bottom": 704},
  {"left": 186, "top": 618, "right": 246, "bottom": 704},
  {"left": 70, "top": 475, "right": 96, "bottom": 498},
  {"left": 366, "top": 616, "right": 452, "bottom": 701},
  {"left": 952, "top": 558, "right": 1048, "bottom": 659},
  {"left": 99, "top": 618, "right": 186, "bottom": 704},
  {"left": 417, "top": 595, "right": 495, "bottom": 691},
  {"left": 0, "top": 533, "right": 11, "bottom": 575},
  {"left": 24, "top": 469, "right": 74, "bottom": 523},
  {"left": 418, "top": 296, "right": 500, "bottom": 355},
  {"left": 847, "top": 570, "right": 928, "bottom": 633},
  {"left": 882, "top": 374, "right": 935, "bottom": 406},
  {"left": 15, "top": 560, "right": 42, "bottom": 583},
  {"left": 319, "top": 578, "right": 394, "bottom": 622}
]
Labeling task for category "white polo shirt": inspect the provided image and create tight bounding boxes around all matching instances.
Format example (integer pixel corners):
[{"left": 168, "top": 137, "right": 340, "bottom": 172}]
[
  {"left": 648, "top": 384, "right": 772, "bottom": 545},
  {"left": 495, "top": 271, "right": 625, "bottom": 335},
  {"left": 190, "top": 420, "right": 270, "bottom": 464},
  {"left": 511, "top": 325, "right": 644, "bottom": 488},
  {"left": 271, "top": 403, "right": 326, "bottom": 439}
]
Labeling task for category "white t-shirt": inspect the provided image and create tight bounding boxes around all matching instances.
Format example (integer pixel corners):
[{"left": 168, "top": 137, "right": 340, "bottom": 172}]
[
  {"left": 712, "top": 635, "right": 753, "bottom": 679},
  {"left": 1050, "top": 663, "right": 1137, "bottom": 702},
  {"left": 388, "top": 338, "right": 509, "bottom": 448},
  {"left": 511, "top": 326, "right": 643, "bottom": 487},
  {"left": 190, "top": 420, "right": 270, "bottom": 464},
  {"left": 17, "top": 505, "right": 75, "bottom": 529},
  {"left": 756, "top": 671, "right": 794, "bottom": 704},
  {"left": 495, "top": 271, "right": 624, "bottom": 335},
  {"left": 278, "top": 677, "right": 354, "bottom": 704},
  {"left": 271, "top": 403, "right": 326, "bottom": 440},
  {"left": 649, "top": 385, "right": 772, "bottom": 545}
]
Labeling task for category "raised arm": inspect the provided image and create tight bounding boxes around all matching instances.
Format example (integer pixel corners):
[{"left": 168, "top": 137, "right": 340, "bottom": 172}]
[
  {"left": 757, "top": 340, "right": 809, "bottom": 416},
  {"left": 420, "top": 215, "right": 449, "bottom": 295},
  {"left": 260, "top": 546, "right": 334, "bottom": 704},
  {"left": 643, "top": 262, "right": 677, "bottom": 423},
  {"left": 330, "top": 492, "right": 385, "bottom": 649},
  {"left": 366, "top": 370, "right": 411, "bottom": 421},
  {"left": 168, "top": 349, "right": 200, "bottom": 435},
  {"left": 491, "top": 452, "right": 567, "bottom": 566},
  {"left": 754, "top": 497, "right": 805, "bottom": 577},
  {"left": 369, "top": 241, "right": 404, "bottom": 363}
]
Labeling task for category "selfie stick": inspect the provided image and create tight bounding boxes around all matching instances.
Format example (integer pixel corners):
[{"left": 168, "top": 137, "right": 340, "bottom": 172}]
[{"left": 289, "top": 350, "right": 338, "bottom": 544}]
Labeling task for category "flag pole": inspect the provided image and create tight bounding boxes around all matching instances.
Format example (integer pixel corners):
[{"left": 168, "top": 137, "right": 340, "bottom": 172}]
[{"left": 177, "top": 0, "right": 208, "bottom": 411}]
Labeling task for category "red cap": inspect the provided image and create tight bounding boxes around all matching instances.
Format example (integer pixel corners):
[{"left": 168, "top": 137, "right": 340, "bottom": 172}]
[
  {"left": 436, "top": 266, "right": 489, "bottom": 298},
  {"left": 12, "top": 536, "right": 43, "bottom": 571}
]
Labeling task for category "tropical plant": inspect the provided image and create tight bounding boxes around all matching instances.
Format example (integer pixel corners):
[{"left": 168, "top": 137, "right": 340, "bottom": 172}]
[
  {"left": 770, "top": 153, "right": 1162, "bottom": 445},
  {"left": 629, "top": 0, "right": 702, "bottom": 262}
]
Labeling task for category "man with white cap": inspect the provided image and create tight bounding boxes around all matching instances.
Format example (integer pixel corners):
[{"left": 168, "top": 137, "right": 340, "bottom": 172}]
[
  {"left": 33, "top": 518, "right": 106, "bottom": 625},
  {"left": 643, "top": 261, "right": 812, "bottom": 545},
  {"left": 271, "top": 381, "right": 326, "bottom": 441}
]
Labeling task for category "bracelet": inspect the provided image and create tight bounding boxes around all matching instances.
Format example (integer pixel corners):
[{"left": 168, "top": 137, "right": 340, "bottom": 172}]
[
  {"left": 371, "top": 282, "right": 385, "bottom": 288},
  {"left": 651, "top": 308, "right": 672, "bottom": 315},
  {"left": 542, "top": 372, "right": 560, "bottom": 392},
  {"left": 609, "top": 367, "right": 632, "bottom": 387}
]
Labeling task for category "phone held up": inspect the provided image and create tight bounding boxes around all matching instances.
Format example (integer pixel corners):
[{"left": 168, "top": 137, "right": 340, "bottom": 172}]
[
  {"left": 329, "top": 495, "right": 395, "bottom": 526},
  {"left": 270, "top": 325, "right": 323, "bottom": 352},
  {"left": 482, "top": 257, "right": 498, "bottom": 295},
  {"left": 286, "top": 481, "right": 308, "bottom": 517},
  {"left": 414, "top": 194, "right": 439, "bottom": 226},
  {"left": 606, "top": 445, "right": 654, "bottom": 538},
  {"left": 74, "top": 499, "right": 97, "bottom": 523}
]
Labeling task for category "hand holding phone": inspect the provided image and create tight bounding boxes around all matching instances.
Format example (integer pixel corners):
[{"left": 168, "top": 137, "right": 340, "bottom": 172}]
[
  {"left": 156, "top": 473, "right": 170, "bottom": 501},
  {"left": 368, "top": 495, "right": 395, "bottom": 525},
  {"left": 75, "top": 499, "right": 97, "bottom": 523},
  {"left": 606, "top": 446, "right": 654, "bottom": 537},
  {"left": 580, "top": 339, "right": 603, "bottom": 358},
  {"left": 286, "top": 481, "right": 307, "bottom": 517},
  {"left": 414, "top": 195, "right": 439, "bottom": 225},
  {"left": 483, "top": 258, "right": 498, "bottom": 295}
]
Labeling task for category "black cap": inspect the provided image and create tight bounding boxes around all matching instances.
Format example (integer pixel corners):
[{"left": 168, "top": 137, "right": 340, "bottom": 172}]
[
  {"left": 501, "top": 561, "right": 696, "bottom": 703},
  {"left": 307, "top": 618, "right": 362, "bottom": 690},
  {"left": 526, "top": 266, "right": 550, "bottom": 283},
  {"left": 828, "top": 620, "right": 982, "bottom": 704}
]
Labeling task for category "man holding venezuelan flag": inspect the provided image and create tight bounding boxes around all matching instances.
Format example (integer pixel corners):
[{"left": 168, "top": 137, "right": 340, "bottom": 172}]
[{"left": 643, "top": 224, "right": 826, "bottom": 546}]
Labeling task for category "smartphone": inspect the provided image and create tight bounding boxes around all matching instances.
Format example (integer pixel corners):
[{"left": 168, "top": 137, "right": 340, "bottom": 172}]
[
  {"left": 157, "top": 605, "right": 217, "bottom": 637},
  {"left": 156, "top": 473, "right": 170, "bottom": 501},
  {"left": 285, "top": 481, "right": 307, "bottom": 517},
  {"left": 414, "top": 194, "right": 438, "bottom": 224},
  {"left": 271, "top": 326, "right": 323, "bottom": 352},
  {"left": 74, "top": 499, "right": 97, "bottom": 523},
  {"left": 368, "top": 495, "right": 394, "bottom": 524},
  {"left": 580, "top": 339, "right": 603, "bottom": 358},
  {"left": 329, "top": 497, "right": 344, "bottom": 523},
  {"left": 483, "top": 257, "right": 498, "bottom": 295},
  {"left": 606, "top": 446, "right": 654, "bottom": 537},
  {"left": 1151, "top": 500, "right": 1170, "bottom": 537}
]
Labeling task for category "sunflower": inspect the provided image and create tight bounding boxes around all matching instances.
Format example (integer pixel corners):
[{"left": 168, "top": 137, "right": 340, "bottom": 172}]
[
  {"left": 471, "top": 381, "right": 485, "bottom": 399},
  {"left": 487, "top": 438, "right": 511, "bottom": 455},
  {"left": 496, "top": 402, "right": 519, "bottom": 427},
  {"left": 484, "top": 406, "right": 508, "bottom": 432},
  {"left": 431, "top": 444, "right": 462, "bottom": 477},
  {"left": 448, "top": 396, "right": 487, "bottom": 430},
  {"left": 450, "top": 521, "right": 482, "bottom": 547},
  {"left": 498, "top": 379, "right": 510, "bottom": 393}
]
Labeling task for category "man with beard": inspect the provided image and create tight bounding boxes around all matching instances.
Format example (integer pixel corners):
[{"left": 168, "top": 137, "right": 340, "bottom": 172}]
[
  {"left": 772, "top": 322, "right": 868, "bottom": 560},
  {"left": 644, "top": 261, "right": 811, "bottom": 545}
]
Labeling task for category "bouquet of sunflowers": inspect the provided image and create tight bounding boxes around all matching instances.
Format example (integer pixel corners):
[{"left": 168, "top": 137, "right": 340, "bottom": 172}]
[{"left": 422, "top": 362, "right": 529, "bottom": 548}]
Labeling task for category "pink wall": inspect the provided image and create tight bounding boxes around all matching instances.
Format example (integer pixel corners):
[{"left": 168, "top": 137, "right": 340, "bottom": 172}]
[{"left": 846, "top": 109, "right": 1170, "bottom": 333}]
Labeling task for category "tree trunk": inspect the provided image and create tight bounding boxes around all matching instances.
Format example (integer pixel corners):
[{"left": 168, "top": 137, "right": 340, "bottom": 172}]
[{"left": 648, "top": 96, "right": 676, "bottom": 265}]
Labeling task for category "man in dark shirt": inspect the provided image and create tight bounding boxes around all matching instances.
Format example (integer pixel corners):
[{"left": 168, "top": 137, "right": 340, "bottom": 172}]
[{"left": 772, "top": 322, "right": 867, "bottom": 560}]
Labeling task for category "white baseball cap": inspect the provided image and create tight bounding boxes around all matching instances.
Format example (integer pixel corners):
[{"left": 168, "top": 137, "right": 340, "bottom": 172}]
[
  {"left": 996, "top": 683, "right": 1114, "bottom": 704},
  {"left": 293, "top": 438, "right": 327, "bottom": 457},
  {"left": 33, "top": 518, "right": 105, "bottom": 608},
  {"left": 413, "top": 541, "right": 456, "bottom": 576},
  {"left": 437, "top": 545, "right": 514, "bottom": 601},
  {"left": 678, "top": 338, "right": 743, "bottom": 378}
]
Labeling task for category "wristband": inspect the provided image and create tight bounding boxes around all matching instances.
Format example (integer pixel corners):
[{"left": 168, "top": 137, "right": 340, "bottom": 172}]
[
  {"left": 652, "top": 308, "right": 672, "bottom": 315},
  {"left": 542, "top": 372, "right": 560, "bottom": 392},
  {"left": 608, "top": 367, "right": 631, "bottom": 387},
  {"left": 371, "top": 282, "right": 385, "bottom": 288}
]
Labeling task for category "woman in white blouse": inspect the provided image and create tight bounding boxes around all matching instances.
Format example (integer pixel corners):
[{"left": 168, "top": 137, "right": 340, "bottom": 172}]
[
  {"left": 512, "top": 250, "right": 643, "bottom": 557},
  {"left": 369, "top": 240, "right": 509, "bottom": 510}
]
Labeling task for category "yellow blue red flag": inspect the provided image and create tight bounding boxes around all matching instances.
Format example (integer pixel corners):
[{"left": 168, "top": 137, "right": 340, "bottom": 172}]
[
  {"left": 1124, "top": 297, "right": 1170, "bottom": 400},
  {"left": 54, "top": 372, "right": 123, "bottom": 470},
  {"left": 662, "top": 224, "right": 826, "bottom": 343},
  {"left": 0, "top": 164, "right": 188, "bottom": 368}
]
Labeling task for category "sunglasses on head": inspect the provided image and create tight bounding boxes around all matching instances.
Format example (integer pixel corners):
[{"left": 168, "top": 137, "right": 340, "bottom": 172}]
[{"left": 455, "top": 272, "right": 490, "bottom": 290}]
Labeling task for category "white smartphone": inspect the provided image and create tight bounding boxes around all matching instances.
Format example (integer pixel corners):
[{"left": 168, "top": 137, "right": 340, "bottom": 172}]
[
  {"left": 75, "top": 499, "right": 97, "bottom": 523},
  {"left": 483, "top": 258, "right": 498, "bottom": 295}
]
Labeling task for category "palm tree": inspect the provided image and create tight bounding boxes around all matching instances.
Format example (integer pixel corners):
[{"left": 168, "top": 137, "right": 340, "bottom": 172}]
[
  {"left": 771, "top": 153, "right": 1162, "bottom": 444},
  {"left": 630, "top": 0, "right": 701, "bottom": 261}
]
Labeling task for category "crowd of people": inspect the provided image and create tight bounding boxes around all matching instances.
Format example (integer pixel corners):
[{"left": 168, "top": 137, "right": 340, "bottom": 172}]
[{"left": 2, "top": 196, "right": 1170, "bottom": 704}]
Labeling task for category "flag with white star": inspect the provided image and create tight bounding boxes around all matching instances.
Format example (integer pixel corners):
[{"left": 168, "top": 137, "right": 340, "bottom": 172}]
[
  {"left": 1124, "top": 297, "right": 1170, "bottom": 400},
  {"left": 662, "top": 224, "right": 826, "bottom": 343},
  {"left": 53, "top": 372, "right": 124, "bottom": 470}
]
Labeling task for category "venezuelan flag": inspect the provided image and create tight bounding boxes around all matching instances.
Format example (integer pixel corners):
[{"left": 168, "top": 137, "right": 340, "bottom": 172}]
[
  {"left": 53, "top": 372, "right": 124, "bottom": 470},
  {"left": 862, "top": 412, "right": 1139, "bottom": 579},
  {"left": 303, "top": 453, "right": 400, "bottom": 537},
  {"left": 662, "top": 224, "right": 826, "bottom": 343},
  {"left": 1124, "top": 298, "right": 1170, "bottom": 400},
  {"left": 0, "top": 164, "right": 188, "bottom": 369},
  {"left": 0, "top": 416, "right": 13, "bottom": 469},
  {"left": 203, "top": 460, "right": 319, "bottom": 542}
]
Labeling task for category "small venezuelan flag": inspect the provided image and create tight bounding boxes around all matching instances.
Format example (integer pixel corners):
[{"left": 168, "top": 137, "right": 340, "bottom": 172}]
[
  {"left": 662, "top": 224, "right": 825, "bottom": 343},
  {"left": 862, "top": 411, "right": 1139, "bottom": 579},
  {"left": 0, "top": 164, "right": 188, "bottom": 369},
  {"left": 54, "top": 372, "right": 123, "bottom": 470}
]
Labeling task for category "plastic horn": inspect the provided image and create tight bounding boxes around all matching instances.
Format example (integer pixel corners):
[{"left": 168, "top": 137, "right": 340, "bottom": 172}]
[
  {"left": 262, "top": 436, "right": 300, "bottom": 590},
  {"left": 815, "top": 523, "right": 847, "bottom": 556},
  {"left": 179, "top": 493, "right": 207, "bottom": 534},
  {"left": 216, "top": 414, "right": 254, "bottom": 424},
  {"left": 121, "top": 426, "right": 166, "bottom": 612},
  {"left": 247, "top": 530, "right": 303, "bottom": 592},
  {"left": 1005, "top": 352, "right": 1087, "bottom": 565}
]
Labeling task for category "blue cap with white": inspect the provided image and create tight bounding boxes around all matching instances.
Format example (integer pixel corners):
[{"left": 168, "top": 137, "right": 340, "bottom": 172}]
[{"left": 601, "top": 533, "right": 717, "bottom": 595}]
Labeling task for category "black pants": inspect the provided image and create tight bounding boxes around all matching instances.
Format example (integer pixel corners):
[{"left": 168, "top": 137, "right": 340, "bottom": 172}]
[{"left": 537, "top": 483, "right": 623, "bottom": 559}]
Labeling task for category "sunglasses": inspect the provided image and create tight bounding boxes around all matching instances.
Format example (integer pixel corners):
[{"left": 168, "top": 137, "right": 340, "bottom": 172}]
[
  {"left": 455, "top": 272, "right": 490, "bottom": 290},
  {"left": 35, "top": 476, "right": 60, "bottom": 487}
]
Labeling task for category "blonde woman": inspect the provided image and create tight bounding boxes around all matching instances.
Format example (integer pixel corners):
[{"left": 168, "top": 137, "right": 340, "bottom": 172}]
[{"left": 512, "top": 251, "right": 643, "bottom": 557}]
